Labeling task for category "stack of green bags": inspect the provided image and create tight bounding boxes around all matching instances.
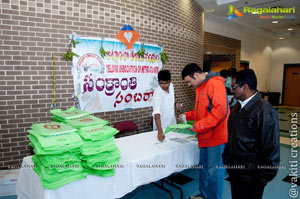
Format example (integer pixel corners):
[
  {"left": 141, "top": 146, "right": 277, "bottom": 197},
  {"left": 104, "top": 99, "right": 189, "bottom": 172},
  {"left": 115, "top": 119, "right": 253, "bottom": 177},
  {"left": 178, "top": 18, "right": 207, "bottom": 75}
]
[
  {"left": 51, "top": 107, "right": 121, "bottom": 177},
  {"left": 164, "top": 123, "right": 197, "bottom": 135},
  {"left": 27, "top": 122, "right": 85, "bottom": 189},
  {"left": 50, "top": 106, "right": 90, "bottom": 122},
  {"left": 28, "top": 107, "right": 122, "bottom": 189}
]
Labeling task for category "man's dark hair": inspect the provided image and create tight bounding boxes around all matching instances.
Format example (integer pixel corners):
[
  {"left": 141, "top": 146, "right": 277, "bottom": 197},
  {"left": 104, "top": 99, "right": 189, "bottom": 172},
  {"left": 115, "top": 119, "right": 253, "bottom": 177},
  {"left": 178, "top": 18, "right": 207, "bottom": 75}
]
[
  {"left": 158, "top": 70, "right": 171, "bottom": 81},
  {"left": 234, "top": 69, "right": 257, "bottom": 91},
  {"left": 220, "top": 69, "right": 228, "bottom": 78},
  {"left": 228, "top": 68, "right": 237, "bottom": 77},
  {"left": 181, "top": 63, "right": 202, "bottom": 80}
]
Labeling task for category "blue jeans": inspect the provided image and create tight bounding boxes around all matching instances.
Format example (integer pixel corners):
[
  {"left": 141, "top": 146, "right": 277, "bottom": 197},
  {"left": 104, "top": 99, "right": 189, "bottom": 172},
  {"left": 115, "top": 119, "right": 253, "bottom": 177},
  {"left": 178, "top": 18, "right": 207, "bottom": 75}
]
[{"left": 198, "top": 144, "right": 225, "bottom": 199}]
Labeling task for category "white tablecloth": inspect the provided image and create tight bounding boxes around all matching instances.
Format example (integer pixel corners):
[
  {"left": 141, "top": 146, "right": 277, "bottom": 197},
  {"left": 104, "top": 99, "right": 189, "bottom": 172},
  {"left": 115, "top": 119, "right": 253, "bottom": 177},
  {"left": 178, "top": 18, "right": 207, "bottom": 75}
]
[{"left": 16, "top": 131, "right": 199, "bottom": 199}]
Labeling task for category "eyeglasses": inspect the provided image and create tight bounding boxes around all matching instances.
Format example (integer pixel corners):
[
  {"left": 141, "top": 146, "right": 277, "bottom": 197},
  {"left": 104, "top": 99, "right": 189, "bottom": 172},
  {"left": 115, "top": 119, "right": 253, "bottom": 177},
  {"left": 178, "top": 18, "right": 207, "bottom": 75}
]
[{"left": 232, "top": 85, "right": 241, "bottom": 90}]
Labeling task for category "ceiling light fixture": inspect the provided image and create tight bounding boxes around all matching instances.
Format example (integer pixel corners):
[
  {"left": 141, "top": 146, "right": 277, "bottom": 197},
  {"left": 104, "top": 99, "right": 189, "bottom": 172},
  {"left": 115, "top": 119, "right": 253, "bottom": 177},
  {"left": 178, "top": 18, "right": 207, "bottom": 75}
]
[
  {"left": 278, "top": 37, "right": 284, "bottom": 39},
  {"left": 272, "top": 21, "right": 278, "bottom": 24},
  {"left": 206, "top": 52, "right": 212, "bottom": 54},
  {"left": 287, "top": 28, "right": 293, "bottom": 31},
  {"left": 206, "top": 8, "right": 215, "bottom": 13}
]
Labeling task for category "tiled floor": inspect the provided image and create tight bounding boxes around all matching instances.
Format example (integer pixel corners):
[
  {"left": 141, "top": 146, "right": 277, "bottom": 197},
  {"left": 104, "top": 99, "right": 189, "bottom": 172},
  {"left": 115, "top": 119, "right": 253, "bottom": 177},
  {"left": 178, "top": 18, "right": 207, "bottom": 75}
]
[{"left": 1, "top": 106, "right": 299, "bottom": 199}]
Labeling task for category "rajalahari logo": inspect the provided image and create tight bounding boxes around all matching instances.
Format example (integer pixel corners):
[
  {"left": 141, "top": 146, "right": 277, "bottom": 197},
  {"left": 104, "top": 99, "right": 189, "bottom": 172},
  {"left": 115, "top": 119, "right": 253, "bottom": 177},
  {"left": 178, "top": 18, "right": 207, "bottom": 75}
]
[
  {"left": 227, "top": 5, "right": 296, "bottom": 21},
  {"left": 227, "top": 4, "right": 243, "bottom": 21}
]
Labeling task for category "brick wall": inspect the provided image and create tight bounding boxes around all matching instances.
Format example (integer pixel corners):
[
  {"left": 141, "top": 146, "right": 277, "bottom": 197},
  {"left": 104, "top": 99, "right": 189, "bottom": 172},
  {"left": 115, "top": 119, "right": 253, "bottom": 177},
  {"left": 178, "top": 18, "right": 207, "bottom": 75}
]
[
  {"left": 0, "top": 0, "right": 204, "bottom": 169},
  {"left": 204, "top": 31, "right": 241, "bottom": 69}
]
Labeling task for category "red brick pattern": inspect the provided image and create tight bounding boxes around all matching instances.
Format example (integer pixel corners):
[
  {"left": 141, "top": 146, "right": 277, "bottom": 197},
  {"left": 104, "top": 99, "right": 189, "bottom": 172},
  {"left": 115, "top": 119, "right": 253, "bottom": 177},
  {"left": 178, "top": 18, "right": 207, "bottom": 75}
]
[{"left": 0, "top": 0, "right": 204, "bottom": 168}]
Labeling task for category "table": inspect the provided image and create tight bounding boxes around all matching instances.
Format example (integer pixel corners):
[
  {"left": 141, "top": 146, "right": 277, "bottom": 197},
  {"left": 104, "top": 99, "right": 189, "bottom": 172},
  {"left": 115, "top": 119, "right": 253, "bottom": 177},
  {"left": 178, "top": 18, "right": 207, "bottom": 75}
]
[
  {"left": 16, "top": 131, "right": 199, "bottom": 199},
  {"left": 260, "top": 91, "right": 281, "bottom": 106}
]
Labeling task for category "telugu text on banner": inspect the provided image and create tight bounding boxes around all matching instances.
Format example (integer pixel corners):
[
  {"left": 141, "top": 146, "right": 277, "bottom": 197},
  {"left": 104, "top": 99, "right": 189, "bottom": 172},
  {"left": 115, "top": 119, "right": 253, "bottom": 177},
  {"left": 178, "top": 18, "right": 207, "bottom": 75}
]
[{"left": 72, "top": 37, "right": 162, "bottom": 113}]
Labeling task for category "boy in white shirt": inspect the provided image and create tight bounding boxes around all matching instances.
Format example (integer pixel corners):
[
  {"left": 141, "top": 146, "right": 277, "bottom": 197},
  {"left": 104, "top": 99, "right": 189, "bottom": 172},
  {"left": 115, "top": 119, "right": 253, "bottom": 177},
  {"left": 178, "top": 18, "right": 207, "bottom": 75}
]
[{"left": 152, "top": 70, "right": 182, "bottom": 141}]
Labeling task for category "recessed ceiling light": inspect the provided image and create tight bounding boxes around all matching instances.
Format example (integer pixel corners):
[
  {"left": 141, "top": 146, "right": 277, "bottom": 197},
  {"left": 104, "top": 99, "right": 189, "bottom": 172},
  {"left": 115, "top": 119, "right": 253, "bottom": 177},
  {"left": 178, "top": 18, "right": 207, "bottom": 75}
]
[
  {"left": 206, "top": 52, "right": 212, "bottom": 54},
  {"left": 206, "top": 9, "right": 215, "bottom": 13},
  {"left": 278, "top": 37, "right": 284, "bottom": 40},
  {"left": 287, "top": 28, "right": 293, "bottom": 31},
  {"left": 272, "top": 21, "right": 278, "bottom": 24}
]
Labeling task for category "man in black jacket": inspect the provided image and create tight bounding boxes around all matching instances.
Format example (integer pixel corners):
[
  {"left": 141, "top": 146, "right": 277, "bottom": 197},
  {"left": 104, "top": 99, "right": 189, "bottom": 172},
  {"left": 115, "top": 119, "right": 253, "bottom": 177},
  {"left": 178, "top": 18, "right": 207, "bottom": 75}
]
[{"left": 223, "top": 69, "right": 280, "bottom": 199}]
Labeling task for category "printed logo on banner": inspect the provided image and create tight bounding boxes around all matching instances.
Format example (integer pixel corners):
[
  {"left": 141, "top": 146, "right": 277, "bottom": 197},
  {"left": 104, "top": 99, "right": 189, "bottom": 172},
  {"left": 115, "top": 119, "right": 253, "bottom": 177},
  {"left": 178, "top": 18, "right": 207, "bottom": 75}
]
[
  {"left": 77, "top": 53, "right": 105, "bottom": 73},
  {"left": 116, "top": 25, "right": 140, "bottom": 49}
]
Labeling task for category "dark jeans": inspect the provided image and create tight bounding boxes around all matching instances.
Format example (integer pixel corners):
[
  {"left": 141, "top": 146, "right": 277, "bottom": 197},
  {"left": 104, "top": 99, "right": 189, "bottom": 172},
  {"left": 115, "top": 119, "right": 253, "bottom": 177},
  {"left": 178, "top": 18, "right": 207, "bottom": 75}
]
[{"left": 229, "top": 175, "right": 265, "bottom": 199}]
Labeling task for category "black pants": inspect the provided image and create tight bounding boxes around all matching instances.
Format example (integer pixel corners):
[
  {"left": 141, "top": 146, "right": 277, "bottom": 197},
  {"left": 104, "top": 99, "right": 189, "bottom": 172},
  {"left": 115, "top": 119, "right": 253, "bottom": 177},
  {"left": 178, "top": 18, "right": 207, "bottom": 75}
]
[{"left": 229, "top": 175, "right": 265, "bottom": 199}]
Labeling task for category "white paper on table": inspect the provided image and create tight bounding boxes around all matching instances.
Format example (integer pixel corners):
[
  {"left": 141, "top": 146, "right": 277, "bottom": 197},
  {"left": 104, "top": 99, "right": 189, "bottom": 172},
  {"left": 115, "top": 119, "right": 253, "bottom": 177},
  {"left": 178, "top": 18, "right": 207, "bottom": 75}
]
[
  {"left": 154, "top": 140, "right": 181, "bottom": 150},
  {"left": 169, "top": 137, "right": 191, "bottom": 144}
]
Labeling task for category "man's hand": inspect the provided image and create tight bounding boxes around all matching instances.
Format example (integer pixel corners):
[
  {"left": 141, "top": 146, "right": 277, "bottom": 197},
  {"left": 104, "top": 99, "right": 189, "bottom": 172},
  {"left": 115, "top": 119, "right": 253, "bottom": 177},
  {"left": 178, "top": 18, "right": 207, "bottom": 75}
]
[
  {"left": 157, "top": 129, "right": 165, "bottom": 142},
  {"left": 175, "top": 102, "right": 183, "bottom": 111},
  {"left": 178, "top": 113, "right": 185, "bottom": 122}
]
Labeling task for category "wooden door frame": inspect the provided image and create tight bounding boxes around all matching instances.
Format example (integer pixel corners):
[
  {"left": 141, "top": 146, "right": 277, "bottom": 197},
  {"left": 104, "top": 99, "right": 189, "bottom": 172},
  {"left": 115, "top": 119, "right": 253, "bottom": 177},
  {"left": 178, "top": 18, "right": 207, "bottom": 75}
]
[{"left": 282, "top": 63, "right": 300, "bottom": 105}]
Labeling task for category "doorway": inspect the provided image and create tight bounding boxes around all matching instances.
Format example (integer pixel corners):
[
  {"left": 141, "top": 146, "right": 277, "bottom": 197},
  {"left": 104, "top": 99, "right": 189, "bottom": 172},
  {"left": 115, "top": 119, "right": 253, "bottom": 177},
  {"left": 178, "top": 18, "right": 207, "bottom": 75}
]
[{"left": 282, "top": 64, "right": 300, "bottom": 107}]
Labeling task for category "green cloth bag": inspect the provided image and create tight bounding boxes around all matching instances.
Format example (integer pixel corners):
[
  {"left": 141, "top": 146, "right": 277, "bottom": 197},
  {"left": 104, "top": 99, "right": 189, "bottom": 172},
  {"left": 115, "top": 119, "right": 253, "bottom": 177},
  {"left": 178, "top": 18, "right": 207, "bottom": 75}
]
[
  {"left": 82, "top": 158, "right": 120, "bottom": 171},
  {"left": 65, "top": 115, "right": 108, "bottom": 129},
  {"left": 83, "top": 168, "right": 115, "bottom": 177},
  {"left": 33, "top": 154, "right": 82, "bottom": 173},
  {"left": 80, "top": 137, "right": 118, "bottom": 156},
  {"left": 28, "top": 133, "right": 82, "bottom": 155},
  {"left": 28, "top": 130, "right": 83, "bottom": 150},
  {"left": 81, "top": 149, "right": 120, "bottom": 163},
  {"left": 50, "top": 106, "right": 90, "bottom": 120},
  {"left": 164, "top": 123, "right": 196, "bottom": 135},
  {"left": 77, "top": 125, "right": 118, "bottom": 141},
  {"left": 180, "top": 120, "right": 195, "bottom": 125},
  {"left": 32, "top": 155, "right": 83, "bottom": 174},
  {"left": 31, "top": 122, "right": 77, "bottom": 136},
  {"left": 33, "top": 164, "right": 86, "bottom": 189},
  {"left": 34, "top": 153, "right": 81, "bottom": 166}
]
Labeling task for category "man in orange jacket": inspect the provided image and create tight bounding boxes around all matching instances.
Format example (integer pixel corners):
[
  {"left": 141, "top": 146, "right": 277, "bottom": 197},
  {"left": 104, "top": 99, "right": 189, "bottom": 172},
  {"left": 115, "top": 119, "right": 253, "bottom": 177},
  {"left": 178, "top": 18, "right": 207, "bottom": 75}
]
[{"left": 180, "top": 63, "right": 229, "bottom": 199}]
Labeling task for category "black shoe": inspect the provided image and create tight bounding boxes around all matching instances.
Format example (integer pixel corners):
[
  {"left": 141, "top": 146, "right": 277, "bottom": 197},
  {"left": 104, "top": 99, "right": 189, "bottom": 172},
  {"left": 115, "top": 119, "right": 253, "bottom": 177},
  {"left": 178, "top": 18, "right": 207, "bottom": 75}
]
[{"left": 189, "top": 194, "right": 204, "bottom": 199}]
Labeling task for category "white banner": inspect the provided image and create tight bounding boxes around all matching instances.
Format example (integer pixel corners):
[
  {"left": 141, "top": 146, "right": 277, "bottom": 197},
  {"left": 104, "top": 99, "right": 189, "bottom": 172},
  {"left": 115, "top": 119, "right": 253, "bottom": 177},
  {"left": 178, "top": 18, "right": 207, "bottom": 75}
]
[{"left": 72, "top": 37, "right": 162, "bottom": 113}]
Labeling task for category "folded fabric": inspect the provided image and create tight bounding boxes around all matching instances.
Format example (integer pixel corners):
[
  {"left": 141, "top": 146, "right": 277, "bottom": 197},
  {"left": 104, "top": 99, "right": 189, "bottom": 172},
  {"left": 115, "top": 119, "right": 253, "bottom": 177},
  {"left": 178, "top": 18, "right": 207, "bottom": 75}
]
[
  {"left": 81, "top": 149, "right": 120, "bottom": 164},
  {"left": 164, "top": 123, "right": 196, "bottom": 135},
  {"left": 32, "top": 155, "right": 83, "bottom": 174},
  {"left": 33, "top": 154, "right": 82, "bottom": 172},
  {"left": 50, "top": 106, "right": 90, "bottom": 120},
  {"left": 82, "top": 158, "right": 120, "bottom": 171},
  {"left": 83, "top": 168, "right": 115, "bottom": 177},
  {"left": 81, "top": 137, "right": 118, "bottom": 156},
  {"left": 33, "top": 164, "right": 86, "bottom": 189}
]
